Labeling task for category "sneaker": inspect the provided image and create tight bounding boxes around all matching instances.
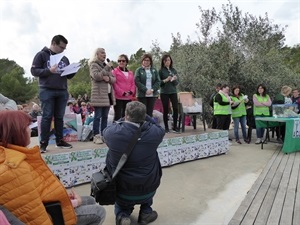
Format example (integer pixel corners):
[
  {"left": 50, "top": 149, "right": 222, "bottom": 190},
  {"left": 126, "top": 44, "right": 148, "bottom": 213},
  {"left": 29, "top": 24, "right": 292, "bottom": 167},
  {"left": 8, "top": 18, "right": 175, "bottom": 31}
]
[
  {"left": 236, "top": 140, "right": 242, "bottom": 144},
  {"left": 56, "top": 140, "right": 72, "bottom": 149},
  {"left": 93, "top": 134, "right": 103, "bottom": 144},
  {"left": 138, "top": 211, "right": 158, "bottom": 225},
  {"left": 172, "top": 128, "right": 181, "bottom": 133},
  {"left": 40, "top": 141, "right": 48, "bottom": 153},
  {"left": 165, "top": 128, "right": 170, "bottom": 134},
  {"left": 255, "top": 138, "right": 262, "bottom": 144},
  {"left": 116, "top": 215, "right": 131, "bottom": 225},
  {"left": 244, "top": 139, "right": 250, "bottom": 144}
]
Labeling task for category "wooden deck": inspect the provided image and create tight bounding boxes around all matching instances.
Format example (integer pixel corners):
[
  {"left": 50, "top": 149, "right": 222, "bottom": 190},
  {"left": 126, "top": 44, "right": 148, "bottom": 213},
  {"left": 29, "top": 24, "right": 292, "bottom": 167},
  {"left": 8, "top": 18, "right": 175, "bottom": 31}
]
[{"left": 228, "top": 149, "right": 300, "bottom": 225}]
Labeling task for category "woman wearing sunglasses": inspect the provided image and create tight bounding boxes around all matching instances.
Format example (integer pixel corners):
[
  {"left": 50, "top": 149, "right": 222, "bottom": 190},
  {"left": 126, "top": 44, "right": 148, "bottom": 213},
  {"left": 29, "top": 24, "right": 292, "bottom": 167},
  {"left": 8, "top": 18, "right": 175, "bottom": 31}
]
[{"left": 112, "top": 54, "right": 136, "bottom": 121}]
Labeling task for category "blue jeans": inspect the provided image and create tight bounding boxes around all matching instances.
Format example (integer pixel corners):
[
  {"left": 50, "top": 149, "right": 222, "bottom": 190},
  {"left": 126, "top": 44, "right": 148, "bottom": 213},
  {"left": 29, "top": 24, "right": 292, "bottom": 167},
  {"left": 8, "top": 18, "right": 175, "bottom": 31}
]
[
  {"left": 114, "top": 193, "right": 155, "bottom": 219},
  {"left": 93, "top": 106, "right": 110, "bottom": 136},
  {"left": 39, "top": 88, "right": 68, "bottom": 143},
  {"left": 233, "top": 116, "right": 247, "bottom": 140},
  {"left": 75, "top": 196, "right": 106, "bottom": 225}
]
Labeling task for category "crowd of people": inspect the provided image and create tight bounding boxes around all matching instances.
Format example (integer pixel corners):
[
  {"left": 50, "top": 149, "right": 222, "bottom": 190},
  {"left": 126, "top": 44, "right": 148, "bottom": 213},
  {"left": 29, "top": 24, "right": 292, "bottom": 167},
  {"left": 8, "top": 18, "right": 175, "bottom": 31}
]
[
  {"left": 0, "top": 34, "right": 170, "bottom": 225},
  {"left": 210, "top": 83, "right": 299, "bottom": 145},
  {"left": 2, "top": 33, "right": 300, "bottom": 225}
]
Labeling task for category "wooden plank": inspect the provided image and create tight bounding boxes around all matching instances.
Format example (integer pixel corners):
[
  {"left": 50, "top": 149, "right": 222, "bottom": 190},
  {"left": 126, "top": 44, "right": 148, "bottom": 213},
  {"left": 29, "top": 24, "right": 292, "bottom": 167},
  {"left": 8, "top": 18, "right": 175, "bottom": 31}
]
[
  {"left": 293, "top": 153, "right": 300, "bottom": 225},
  {"left": 254, "top": 153, "right": 290, "bottom": 225},
  {"left": 267, "top": 153, "right": 294, "bottom": 225},
  {"left": 228, "top": 150, "right": 281, "bottom": 225},
  {"left": 281, "top": 153, "right": 299, "bottom": 225},
  {"left": 241, "top": 151, "right": 284, "bottom": 225}
]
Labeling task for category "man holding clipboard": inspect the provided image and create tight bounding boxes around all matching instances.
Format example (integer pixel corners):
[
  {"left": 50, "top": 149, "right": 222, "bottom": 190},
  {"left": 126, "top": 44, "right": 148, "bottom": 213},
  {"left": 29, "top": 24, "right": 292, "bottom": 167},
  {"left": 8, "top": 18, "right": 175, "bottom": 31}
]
[{"left": 31, "top": 34, "right": 77, "bottom": 153}]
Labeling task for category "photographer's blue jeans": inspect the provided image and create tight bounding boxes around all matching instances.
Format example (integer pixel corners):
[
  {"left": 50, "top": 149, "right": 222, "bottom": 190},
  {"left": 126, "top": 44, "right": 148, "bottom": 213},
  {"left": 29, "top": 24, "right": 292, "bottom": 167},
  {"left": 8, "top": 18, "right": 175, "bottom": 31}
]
[
  {"left": 93, "top": 106, "right": 110, "bottom": 136},
  {"left": 39, "top": 88, "right": 68, "bottom": 143},
  {"left": 233, "top": 116, "right": 247, "bottom": 140},
  {"left": 114, "top": 192, "right": 155, "bottom": 218}
]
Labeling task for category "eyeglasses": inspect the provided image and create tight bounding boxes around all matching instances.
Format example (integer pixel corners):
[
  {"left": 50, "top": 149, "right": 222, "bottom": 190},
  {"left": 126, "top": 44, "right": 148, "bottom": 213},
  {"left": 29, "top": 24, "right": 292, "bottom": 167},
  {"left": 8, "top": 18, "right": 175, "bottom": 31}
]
[
  {"left": 57, "top": 44, "right": 66, "bottom": 50},
  {"left": 118, "top": 60, "right": 126, "bottom": 63},
  {"left": 143, "top": 59, "right": 150, "bottom": 62}
]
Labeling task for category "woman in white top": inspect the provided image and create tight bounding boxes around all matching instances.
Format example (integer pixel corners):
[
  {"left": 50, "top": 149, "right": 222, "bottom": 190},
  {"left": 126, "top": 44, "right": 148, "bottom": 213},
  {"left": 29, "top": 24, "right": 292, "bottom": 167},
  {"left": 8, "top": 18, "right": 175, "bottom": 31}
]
[{"left": 134, "top": 54, "right": 160, "bottom": 117}]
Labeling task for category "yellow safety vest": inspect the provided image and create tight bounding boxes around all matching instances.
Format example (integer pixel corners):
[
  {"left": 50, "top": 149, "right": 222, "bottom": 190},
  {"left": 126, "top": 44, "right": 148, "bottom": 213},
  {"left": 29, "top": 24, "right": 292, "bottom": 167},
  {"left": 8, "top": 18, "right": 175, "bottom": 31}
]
[
  {"left": 214, "top": 93, "right": 231, "bottom": 115},
  {"left": 231, "top": 95, "right": 247, "bottom": 118},
  {"left": 253, "top": 94, "right": 270, "bottom": 116}
]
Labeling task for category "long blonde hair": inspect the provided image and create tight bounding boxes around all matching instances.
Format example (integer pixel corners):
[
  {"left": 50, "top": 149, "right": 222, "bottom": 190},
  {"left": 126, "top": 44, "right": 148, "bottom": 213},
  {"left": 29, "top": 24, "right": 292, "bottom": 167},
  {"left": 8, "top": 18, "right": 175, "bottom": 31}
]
[
  {"left": 281, "top": 85, "right": 292, "bottom": 97},
  {"left": 88, "top": 48, "right": 104, "bottom": 66}
]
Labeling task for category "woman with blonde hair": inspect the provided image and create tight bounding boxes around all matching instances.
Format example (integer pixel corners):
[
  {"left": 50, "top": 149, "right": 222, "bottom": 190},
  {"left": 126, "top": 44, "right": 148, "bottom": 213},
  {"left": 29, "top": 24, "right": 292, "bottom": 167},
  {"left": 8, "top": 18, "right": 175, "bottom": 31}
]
[
  {"left": 273, "top": 85, "right": 292, "bottom": 104},
  {"left": 272, "top": 85, "right": 292, "bottom": 142},
  {"left": 88, "top": 48, "right": 116, "bottom": 144}
]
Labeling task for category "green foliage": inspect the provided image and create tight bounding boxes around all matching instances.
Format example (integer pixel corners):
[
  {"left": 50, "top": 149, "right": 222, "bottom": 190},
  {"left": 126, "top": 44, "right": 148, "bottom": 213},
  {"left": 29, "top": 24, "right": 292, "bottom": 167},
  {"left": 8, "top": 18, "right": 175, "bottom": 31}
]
[
  {"left": 128, "top": 48, "right": 146, "bottom": 73},
  {"left": 1, "top": 1, "right": 299, "bottom": 120},
  {"left": 281, "top": 45, "right": 300, "bottom": 74},
  {"left": 151, "top": 1, "right": 300, "bottom": 127},
  {"left": 0, "top": 59, "right": 37, "bottom": 104},
  {"left": 68, "top": 58, "right": 91, "bottom": 98}
]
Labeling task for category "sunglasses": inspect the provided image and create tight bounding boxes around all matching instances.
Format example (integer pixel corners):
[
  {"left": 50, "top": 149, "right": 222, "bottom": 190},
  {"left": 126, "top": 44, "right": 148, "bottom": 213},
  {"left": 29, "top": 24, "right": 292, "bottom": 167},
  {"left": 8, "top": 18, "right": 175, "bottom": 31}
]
[{"left": 118, "top": 60, "right": 126, "bottom": 63}]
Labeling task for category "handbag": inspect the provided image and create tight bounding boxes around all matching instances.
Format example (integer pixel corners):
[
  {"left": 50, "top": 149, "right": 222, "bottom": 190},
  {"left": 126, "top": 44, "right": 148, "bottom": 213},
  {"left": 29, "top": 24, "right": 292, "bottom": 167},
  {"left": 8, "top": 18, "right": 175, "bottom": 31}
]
[{"left": 91, "top": 124, "right": 142, "bottom": 205}]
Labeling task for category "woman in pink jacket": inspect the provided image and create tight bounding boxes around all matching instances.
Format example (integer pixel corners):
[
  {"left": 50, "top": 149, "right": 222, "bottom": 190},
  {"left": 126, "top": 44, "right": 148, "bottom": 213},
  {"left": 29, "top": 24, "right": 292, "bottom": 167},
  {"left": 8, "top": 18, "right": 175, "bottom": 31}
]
[{"left": 112, "top": 54, "right": 136, "bottom": 121}]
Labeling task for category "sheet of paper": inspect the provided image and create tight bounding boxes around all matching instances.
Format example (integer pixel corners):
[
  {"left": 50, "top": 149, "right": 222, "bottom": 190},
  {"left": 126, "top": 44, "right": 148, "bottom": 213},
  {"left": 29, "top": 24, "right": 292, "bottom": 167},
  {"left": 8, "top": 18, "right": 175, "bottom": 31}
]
[
  {"left": 29, "top": 122, "right": 38, "bottom": 129},
  {"left": 61, "top": 62, "right": 81, "bottom": 76},
  {"left": 50, "top": 52, "right": 65, "bottom": 67}
]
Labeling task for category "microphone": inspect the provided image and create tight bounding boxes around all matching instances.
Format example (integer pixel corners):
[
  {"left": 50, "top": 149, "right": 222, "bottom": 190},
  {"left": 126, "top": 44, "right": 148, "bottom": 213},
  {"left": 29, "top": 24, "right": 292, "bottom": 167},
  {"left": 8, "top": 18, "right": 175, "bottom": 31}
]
[{"left": 106, "top": 58, "right": 114, "bottom": 70}]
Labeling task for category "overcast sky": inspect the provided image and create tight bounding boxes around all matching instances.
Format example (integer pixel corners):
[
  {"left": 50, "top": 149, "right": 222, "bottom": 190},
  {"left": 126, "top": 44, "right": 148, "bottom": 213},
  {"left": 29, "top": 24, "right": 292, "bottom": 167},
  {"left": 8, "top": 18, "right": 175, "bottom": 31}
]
[{"left": 0, "top": 0, "right": 299, "bottom": 78}]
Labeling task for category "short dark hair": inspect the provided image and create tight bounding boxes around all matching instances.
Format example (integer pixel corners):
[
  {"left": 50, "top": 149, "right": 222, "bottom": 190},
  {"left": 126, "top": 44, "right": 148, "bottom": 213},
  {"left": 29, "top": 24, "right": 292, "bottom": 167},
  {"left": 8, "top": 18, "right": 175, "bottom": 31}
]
[
  {"left": 216, "top": 83, "right": 222, "bottom": 88},
  {"left": 141, "top": 53, "right": 153, "bottom": 66},
  {"left": 125, "top": 101, "right": 146, "bottom": 123},
  {"left": 118, "top": 54, "right": 129, "bottom": 64},
  {"left": 51, "top": 35, "right": 68, "bottom": 45},
  {"left": 221, "top": 84, "right": 229, "bottom": 89}
]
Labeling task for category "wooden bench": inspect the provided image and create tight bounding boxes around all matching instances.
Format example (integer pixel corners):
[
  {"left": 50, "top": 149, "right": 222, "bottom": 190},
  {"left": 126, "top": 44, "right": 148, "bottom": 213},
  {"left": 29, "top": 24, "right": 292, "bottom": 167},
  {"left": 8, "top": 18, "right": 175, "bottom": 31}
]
[{"left": 228, "top": 150, "right": 300, "bottom": 225}]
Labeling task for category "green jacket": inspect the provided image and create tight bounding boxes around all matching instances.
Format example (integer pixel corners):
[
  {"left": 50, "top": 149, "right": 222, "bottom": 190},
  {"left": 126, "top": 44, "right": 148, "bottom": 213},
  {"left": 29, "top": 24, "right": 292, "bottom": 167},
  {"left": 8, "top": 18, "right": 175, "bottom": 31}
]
[
  {"left": 273, "top": 93, "right": 285, "bottom": 104},
  {"left": 159, "top": 67, "right": 179, "bottom": 94},
  {"left": 134, "top": 67, "right": 161, "bottom": 97}
]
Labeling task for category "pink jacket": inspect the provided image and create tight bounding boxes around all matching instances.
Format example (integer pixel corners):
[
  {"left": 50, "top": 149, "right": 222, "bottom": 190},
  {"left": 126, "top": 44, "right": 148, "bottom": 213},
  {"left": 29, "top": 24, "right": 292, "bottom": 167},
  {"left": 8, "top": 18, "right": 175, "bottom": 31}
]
[
  {"left": 112, "top": 67, "right": 136, "bottom": 100},
  {"left": 0, "top": 211, "right": 10, "bottom": 225}
]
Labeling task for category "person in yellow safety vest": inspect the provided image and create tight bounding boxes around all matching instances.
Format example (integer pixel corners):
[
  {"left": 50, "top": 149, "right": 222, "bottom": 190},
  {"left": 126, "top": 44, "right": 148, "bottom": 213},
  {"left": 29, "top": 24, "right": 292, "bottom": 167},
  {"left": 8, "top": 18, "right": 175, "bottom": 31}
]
[
  {"left": 231, "top": 86, "right": 249, "bottom": 144},
  {"left": 214, "top": 84, "right": 233, "bottom": 131},
  {"left": 253, "top": 84, "right": 272, "bottom": 144}
]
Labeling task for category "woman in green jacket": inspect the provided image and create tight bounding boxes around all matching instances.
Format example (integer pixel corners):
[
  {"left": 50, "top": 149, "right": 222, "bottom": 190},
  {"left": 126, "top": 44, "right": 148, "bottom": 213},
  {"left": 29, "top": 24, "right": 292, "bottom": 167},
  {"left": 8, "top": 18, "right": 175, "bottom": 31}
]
[
  {"left": 134, "top": 54, "right": 160, "bottom": 117},
  {"left": 159, "top": 54, "right": 180, "bottom": 133}
]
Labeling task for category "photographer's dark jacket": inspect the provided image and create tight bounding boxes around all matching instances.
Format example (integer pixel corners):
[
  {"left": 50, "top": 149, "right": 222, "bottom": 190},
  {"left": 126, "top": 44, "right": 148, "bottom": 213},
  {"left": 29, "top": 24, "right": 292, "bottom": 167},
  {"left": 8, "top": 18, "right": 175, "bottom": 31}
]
[
  {"left": 103, "top": 117, "right": 164, "bottom": 196},
  {"left": 31, "top": 47, "right": 75, "bottom": 90}
]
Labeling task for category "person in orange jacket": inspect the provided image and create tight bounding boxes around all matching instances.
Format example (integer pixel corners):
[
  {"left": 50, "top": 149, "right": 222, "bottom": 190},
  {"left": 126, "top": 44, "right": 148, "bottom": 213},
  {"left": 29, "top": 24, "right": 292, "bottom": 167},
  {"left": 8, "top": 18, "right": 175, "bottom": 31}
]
[{"left": 0, "top": 110, "right": 76, "bottom": 225}]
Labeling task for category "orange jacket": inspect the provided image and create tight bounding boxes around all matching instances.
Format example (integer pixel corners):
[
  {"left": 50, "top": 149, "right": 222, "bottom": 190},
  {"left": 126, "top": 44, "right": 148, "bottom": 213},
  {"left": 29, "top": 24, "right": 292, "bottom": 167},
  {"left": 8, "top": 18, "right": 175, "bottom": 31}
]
[{"left": 0, "top": 144, "right": 76, "bottom": 225}]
